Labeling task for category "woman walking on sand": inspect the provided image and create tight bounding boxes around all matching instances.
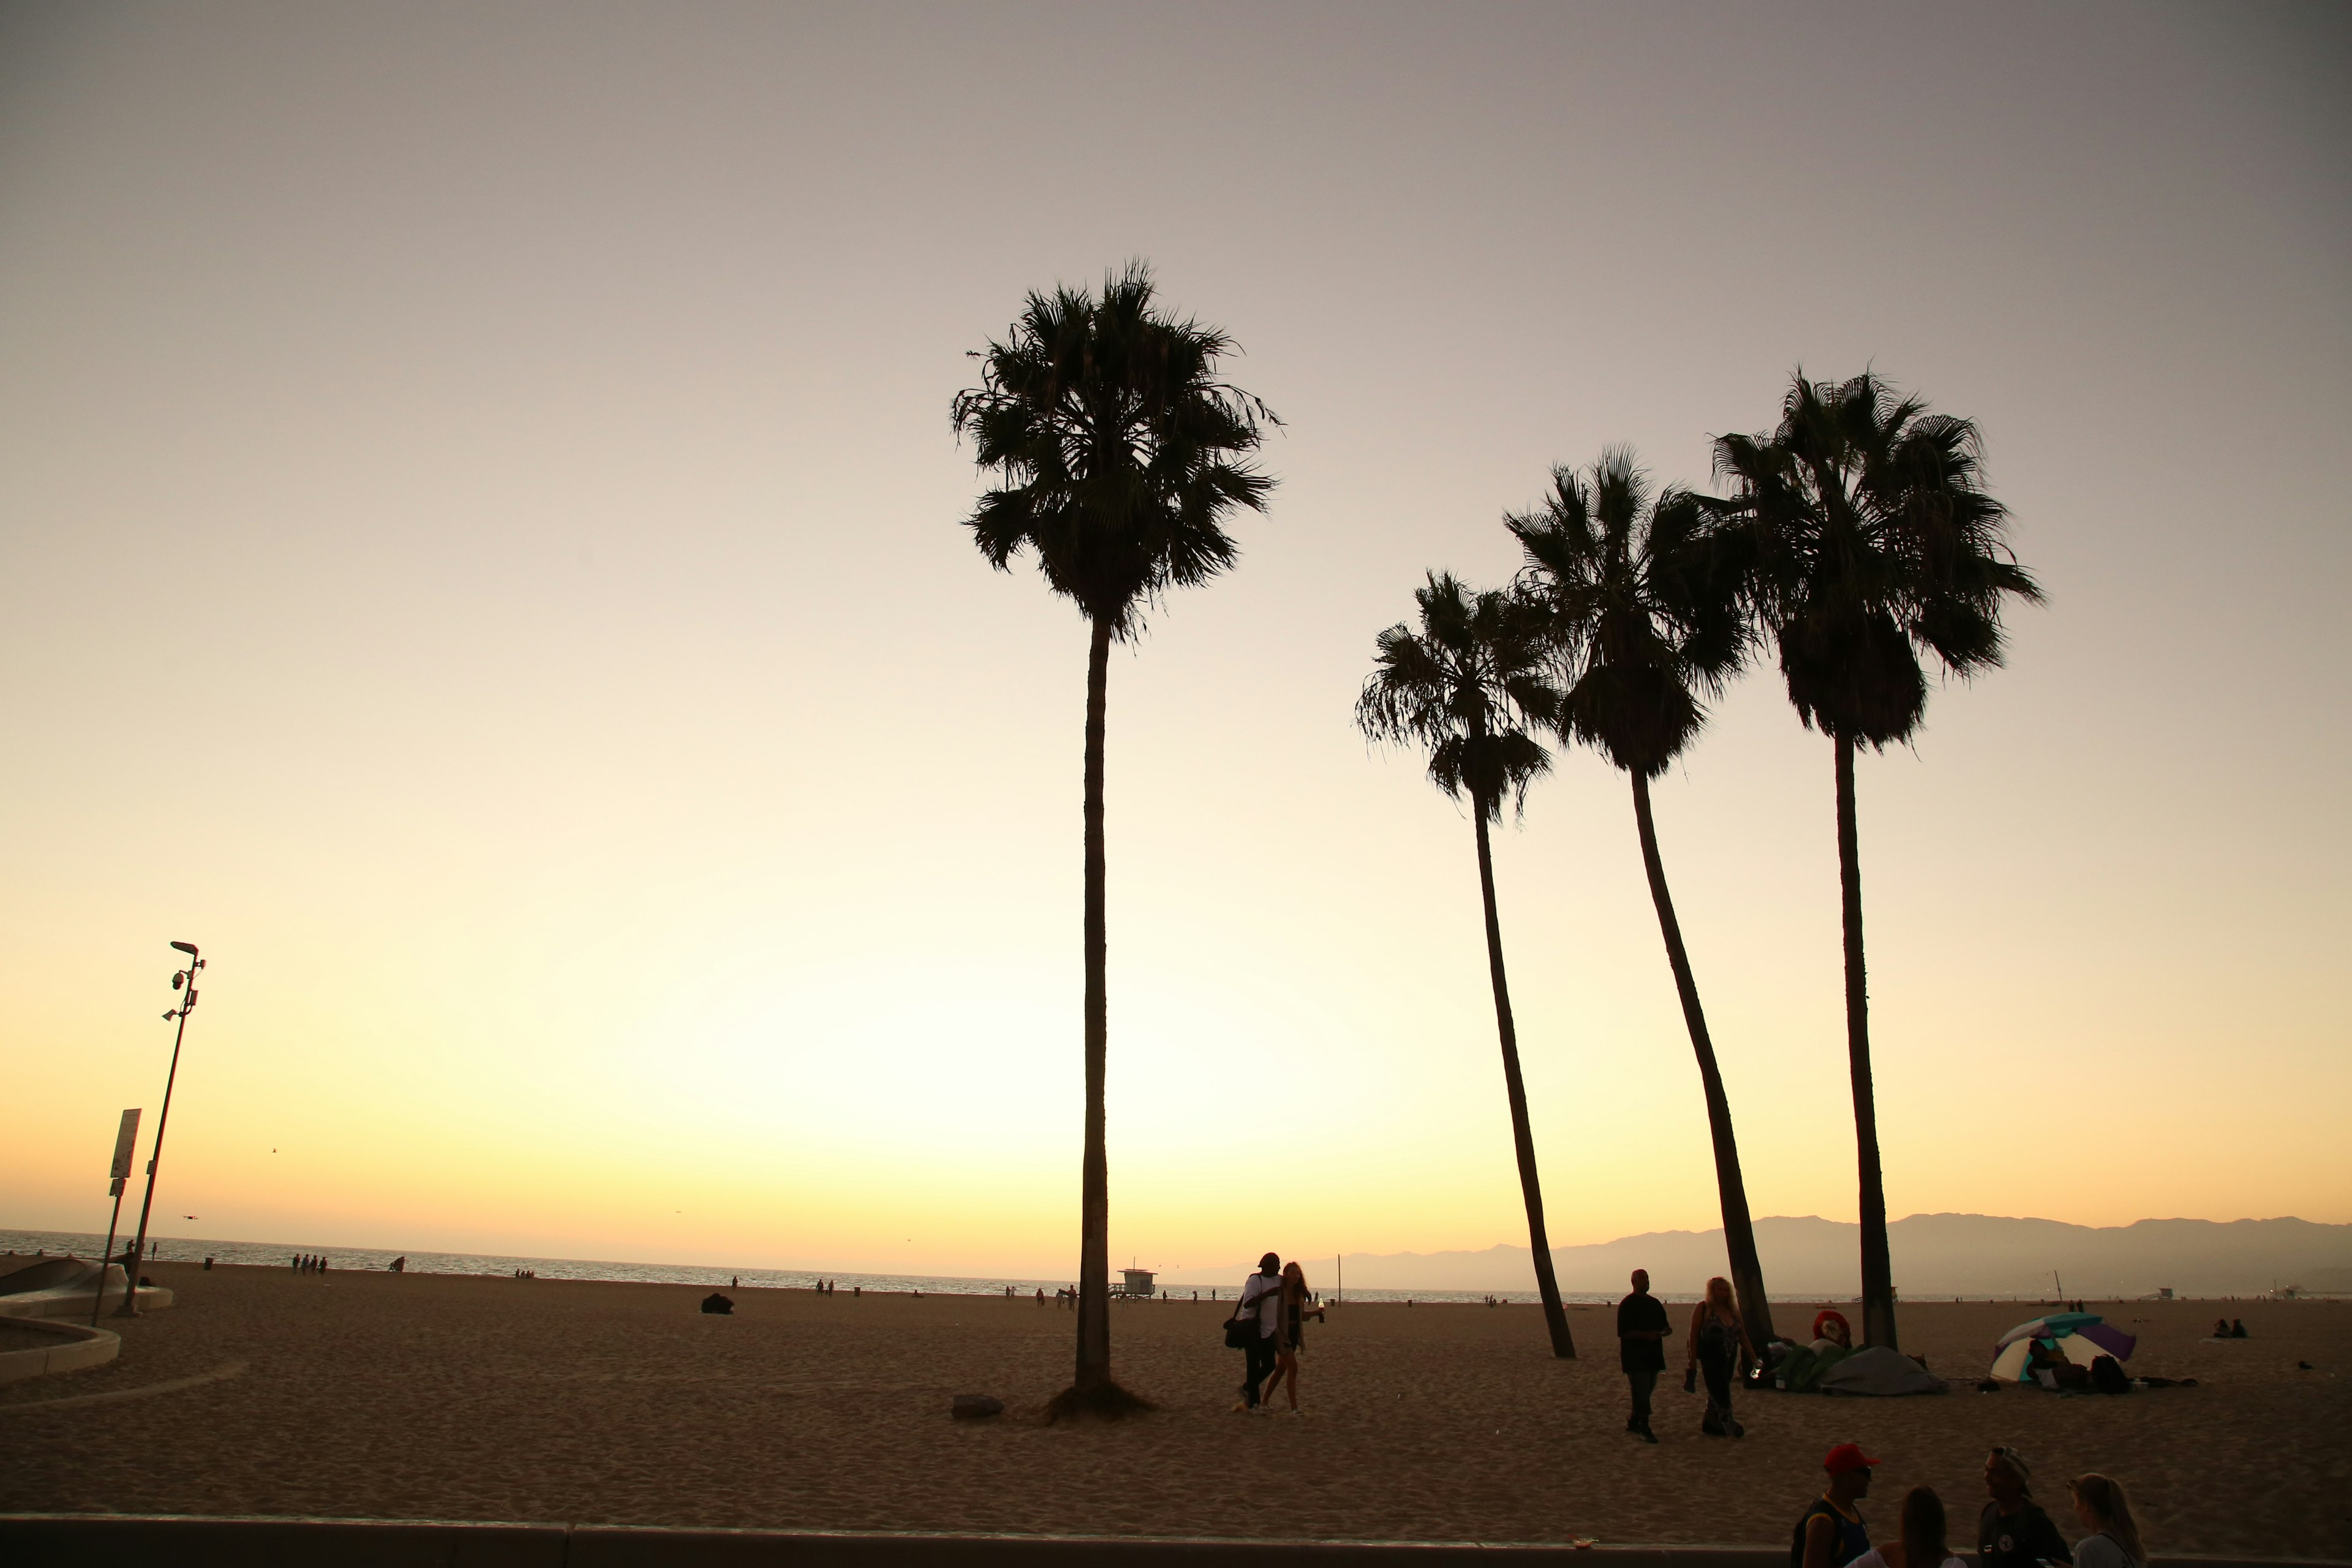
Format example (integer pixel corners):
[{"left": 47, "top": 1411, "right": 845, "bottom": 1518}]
[
  {"left": 1262, "top": 1261, "right": 1315, "bottom": 1412},
  {"left": 1686, "top": 1275, "right": 1755, "bottom": 1437}
]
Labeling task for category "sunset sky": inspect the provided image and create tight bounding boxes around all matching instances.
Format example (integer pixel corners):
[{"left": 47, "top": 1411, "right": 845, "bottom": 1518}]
[{"left": 4, "top": 2, "right": 2346, "bottom": 1281}]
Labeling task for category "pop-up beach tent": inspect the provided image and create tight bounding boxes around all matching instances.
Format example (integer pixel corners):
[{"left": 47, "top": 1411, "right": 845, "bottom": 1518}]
[{"left": 1988, "top": 1311, "right": 2136, "bottom": 1382}]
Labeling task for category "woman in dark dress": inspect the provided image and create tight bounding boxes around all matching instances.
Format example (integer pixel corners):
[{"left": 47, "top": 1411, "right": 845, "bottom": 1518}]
[{"left": 1686, "top": 1275, "right": 1756, "bottom": 1437}]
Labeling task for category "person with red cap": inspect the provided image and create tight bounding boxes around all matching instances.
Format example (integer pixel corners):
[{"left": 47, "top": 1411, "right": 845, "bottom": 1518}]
[{"left": 1791, "top": 1442, "right": 1880, "bottom": 1568}]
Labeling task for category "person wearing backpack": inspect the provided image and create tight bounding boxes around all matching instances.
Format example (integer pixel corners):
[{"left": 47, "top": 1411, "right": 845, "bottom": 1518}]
[
  {"left": 1227, "top": 1253, "right": 1284, "bottom": 1414},
  {"left": 1792, "top": 1442, "right": 1879, "bottom": 1568}
]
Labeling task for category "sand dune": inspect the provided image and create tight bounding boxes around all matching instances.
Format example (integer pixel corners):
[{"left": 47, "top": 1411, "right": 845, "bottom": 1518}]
[{"left": 2, "top": 1264, "right": 2345, "bottom": 1556}]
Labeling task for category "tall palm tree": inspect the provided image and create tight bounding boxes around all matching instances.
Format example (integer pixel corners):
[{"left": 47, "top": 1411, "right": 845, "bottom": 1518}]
[
  {"left": 1357, "top": 572, "right": 1577, "bottom": 1359},
  {"left": 1510, "top": 448, "right": 1776, "bottom": 1346},
  {"left": 1714, "top": 372, "right": 2040, "bottom": 1351},
  {"left": 952, "top": 264, "right": 1276, "bottom": 1414}
]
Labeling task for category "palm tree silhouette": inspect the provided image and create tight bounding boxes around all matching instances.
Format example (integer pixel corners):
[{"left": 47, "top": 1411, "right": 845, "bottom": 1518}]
[
  {"left": 1510, "top": 448, "right": 1776, "bottom": 1346},
  {"left": 1714, "top": 372, "right": 2040, "bottom": 1351},
  {"left": 1357, "top": 572, "right": 1577, "bottom": 1359},
  {"left": 952, "top": 265, "right": 1276, "bottom": 1414}
]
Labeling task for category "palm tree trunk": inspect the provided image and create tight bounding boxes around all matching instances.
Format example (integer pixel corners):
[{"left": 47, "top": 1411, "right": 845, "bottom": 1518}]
[
  {"left": 1074, "top": 614, "right": 1114, "bottom": 1391},
  {"left": 1834, "top": 734, "right": 1898, "bottom": 1350},
  {"left": 1630, "top": 772, "right": 1776, "bottom": 1346},
  {"left": 1472, "top": 800, "right": 1575, "bottom": 1359}
]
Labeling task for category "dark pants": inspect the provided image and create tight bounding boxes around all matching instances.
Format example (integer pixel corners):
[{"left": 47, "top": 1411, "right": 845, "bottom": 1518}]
[
  {"left": 1240, "top": 1331, "right": 1280, "bottom": 1406},
  {"left": 1626, "top": 1367, "right": 1659, "bottom": 1428},
  {"left": 1699, "top": 1348, "right": 1736, "bottom": 1430}
]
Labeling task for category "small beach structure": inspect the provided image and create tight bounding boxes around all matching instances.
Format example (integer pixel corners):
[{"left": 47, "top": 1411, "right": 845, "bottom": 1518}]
[{"left": 1116, "top": 1268, "right": 1155, "bottom": 1298}]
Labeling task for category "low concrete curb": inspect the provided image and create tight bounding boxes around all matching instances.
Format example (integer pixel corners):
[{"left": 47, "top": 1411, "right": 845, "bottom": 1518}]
[
  {"left": 0, "top": 1318, "right": 120, "bottom": 1384},
  {"left": 0, "top": 1518, "right": 2341, "bottom": 1568}
]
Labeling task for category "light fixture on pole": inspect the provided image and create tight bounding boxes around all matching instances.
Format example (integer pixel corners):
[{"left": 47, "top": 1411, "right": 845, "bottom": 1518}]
[{"left": 118, "top": 941, "right": 204, "bottom": 1317}]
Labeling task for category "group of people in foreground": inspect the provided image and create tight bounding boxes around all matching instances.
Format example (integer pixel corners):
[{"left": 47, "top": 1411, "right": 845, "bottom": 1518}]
[{"left": 1796, "top": 1441, "right": 2146, "bottom": 1568}]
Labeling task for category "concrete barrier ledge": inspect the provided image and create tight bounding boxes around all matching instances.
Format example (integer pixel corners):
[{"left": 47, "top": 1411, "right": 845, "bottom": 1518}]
[
  {"left": 1, "top": 1517, "right": 2342, "bottom": 1568},
  {"left": 0, "top": 1318, "right": 121, "bottom": 1384}
]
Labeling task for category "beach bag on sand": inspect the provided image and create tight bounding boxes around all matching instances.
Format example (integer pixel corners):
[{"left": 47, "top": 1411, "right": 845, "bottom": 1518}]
[{"left": 2090, "top": 1354, "right": 2130, "bottom": 1395}]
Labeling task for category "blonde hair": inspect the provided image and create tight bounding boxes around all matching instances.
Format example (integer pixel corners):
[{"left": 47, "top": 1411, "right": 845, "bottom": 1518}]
[
  {"left": 1705, "top": 1276, "right": 1735, "bottom": 1311},
  {"left": 2069, "top": 1474, "right": 2145, "bottom": 1566}
]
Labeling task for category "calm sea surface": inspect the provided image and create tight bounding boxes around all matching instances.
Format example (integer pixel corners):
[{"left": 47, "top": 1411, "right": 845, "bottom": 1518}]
[{"left": 1, "top": 1229, "right": 1612, "bottom": 1304}]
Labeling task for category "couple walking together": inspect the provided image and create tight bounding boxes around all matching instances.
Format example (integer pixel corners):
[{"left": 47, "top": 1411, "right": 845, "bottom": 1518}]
[
  {"left": 1229, "top": 1253, "right": 1316, "bottom": 1414},
  {"left": 1618, "top": 1268, "right": 1757, "bottom": 1441}
]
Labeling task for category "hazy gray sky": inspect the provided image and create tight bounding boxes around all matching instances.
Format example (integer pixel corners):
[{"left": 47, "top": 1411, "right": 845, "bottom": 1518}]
[{"left": 4, "top": 2, "right": 2346, "bottom": 1274}]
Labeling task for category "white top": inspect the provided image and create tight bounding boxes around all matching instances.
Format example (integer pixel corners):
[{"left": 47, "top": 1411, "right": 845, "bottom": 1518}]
[
  {"left": 2076, "top": 1534, "right": 2138, "bottom": 1568},
  {"left": 1238, "top": 1272, "right": 1282, "bottom": 1338},
  {"left": 1850, "top": 1551, "right": 1967, "bottom": 1568}
]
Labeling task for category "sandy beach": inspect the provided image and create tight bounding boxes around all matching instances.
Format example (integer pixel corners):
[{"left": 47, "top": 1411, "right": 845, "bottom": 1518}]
[{"left": 2, "top": 1264, "right": 2345, "bottom": 1556}]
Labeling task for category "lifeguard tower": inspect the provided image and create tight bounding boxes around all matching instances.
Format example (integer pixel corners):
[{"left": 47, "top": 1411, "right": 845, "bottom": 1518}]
[{"left": 1117, "top": 1267, "right": 1156, "bottom": 1298}]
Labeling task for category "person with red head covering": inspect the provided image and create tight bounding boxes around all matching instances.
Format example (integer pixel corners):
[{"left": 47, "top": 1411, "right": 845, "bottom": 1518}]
[{"left": 1793, "top": 1444, "right": 1881, "bottom": 1568}]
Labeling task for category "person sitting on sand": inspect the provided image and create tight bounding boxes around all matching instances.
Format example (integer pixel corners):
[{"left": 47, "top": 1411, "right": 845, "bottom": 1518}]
[
  {"left": 1795, "top": 1444, "right": 1879, "bottom": 1568},
  {"left": 1977, "top": 1446, "right": 2071, "bottom": 1568},
  {"left": 1812, "top": 1310, "right": 1853, "bottom": 1353},
  {"left": 1616, "top": 1268, "right": 1670, "bottom": 1444},
  {"left": 2230, "top": 1318, "right": 2248, "bottom": 1338},
  {"left": 1852, "top": 1486, "right": 1967, "bottom": 1568},
  {"left": 1230, "top": 1253, "right": 1284, "bottom": 1414},
  {"left": 2212, "top": 1317, "right": 2231, "bottom": 1338},
  {"left": 1686, "top": 1276, "right": 1755, "bottom": 1438},
  {"left": 2068, "top": 1474, "right": 2147, "bottom": 1568}
]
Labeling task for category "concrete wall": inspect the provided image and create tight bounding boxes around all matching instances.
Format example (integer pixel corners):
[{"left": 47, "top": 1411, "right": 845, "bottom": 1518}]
[{"left": 0, "top": 1518, "right": 2335, "bottom": 1568}]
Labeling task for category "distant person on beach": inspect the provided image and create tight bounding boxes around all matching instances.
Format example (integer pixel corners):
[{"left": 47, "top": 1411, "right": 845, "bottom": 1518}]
[
  {"left": 1616, "top": 1268, "right": 1670, "bottom": 1443},
  {"left": 1687, "top": 1276, "right": 1755, "bottom": 1438},
  {"left": 2230, "top": 1318, "right": 2248, "bottom": 1338},
  {"left": 1793, "top": 1443, "right": 1879, "bottom": 1568},
  {"left": 2068, "top": 1476, "right": 2146, "bottom": 1568},
  {"left": 1230, "top": 1253, "right": 1283, "bottom": 1413},
  {"left": 1262, "top": 1261, "right": 1312, "bottom": 1412},
  {"left": 1977, "top": 1447, "right": 2071, "bottom": 1568},
  {"left": 1851, "top": 1487, "right": 1966, "bottom": 1568},
  {"left": 390, "top": 1257, "right": 405, "bottom": 1273},
  {"left": 2212, "top": 1317, "right": 2230, "bottom": 1338}
]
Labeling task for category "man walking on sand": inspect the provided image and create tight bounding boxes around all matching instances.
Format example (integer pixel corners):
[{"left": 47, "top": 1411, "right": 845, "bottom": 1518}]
[
  {"left": 1231, "top": 1253, "right": 1284, "bottom": 1413},
  {"left": 1616, "top": 1268, "right": 1670, "bottom": 1442}
]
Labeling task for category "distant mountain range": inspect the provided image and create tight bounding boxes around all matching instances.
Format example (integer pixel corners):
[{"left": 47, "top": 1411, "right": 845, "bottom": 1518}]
[{"left": 1177, "top": 1215, "right": 2350, "bottom": 1298}]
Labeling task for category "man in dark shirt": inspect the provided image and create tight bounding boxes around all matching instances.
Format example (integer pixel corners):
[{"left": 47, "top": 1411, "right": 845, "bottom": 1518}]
[
  {"left": 1978, "top": 1445, "right": 2071, "bottom": 1568},
  {"left": 1616, "top": 1268, "right": 1670, "bottom": 1442}
]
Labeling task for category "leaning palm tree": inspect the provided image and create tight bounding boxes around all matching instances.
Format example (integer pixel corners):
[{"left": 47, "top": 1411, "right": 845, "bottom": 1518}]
[
  {"left": 952, "top": 264, "right": 1276, "bottom": 1414},
  {"left": 1510, "top": 448, "right": 1776, "bottom": 1346},
  {"left": 1357, "top": 572, "right": 1577, "bottom": 1359},
  {"left": 1714, "top": 372, "right": 2040, "bottom": 1351}
]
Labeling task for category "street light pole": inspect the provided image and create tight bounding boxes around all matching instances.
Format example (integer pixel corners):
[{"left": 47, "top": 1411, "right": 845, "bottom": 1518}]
[{"left": 118, "top": 940, "right": 203, "bottom": 1318}]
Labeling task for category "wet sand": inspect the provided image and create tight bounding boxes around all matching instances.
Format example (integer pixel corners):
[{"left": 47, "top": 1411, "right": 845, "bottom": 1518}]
[{"left": 2, "top": 1265, "right": 2345, "bottom": 1555}]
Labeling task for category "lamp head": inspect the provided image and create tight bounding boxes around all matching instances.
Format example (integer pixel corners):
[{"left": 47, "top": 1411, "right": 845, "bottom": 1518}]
[{"left": 170, "top": 941, "right": 199, "bottom": 956}]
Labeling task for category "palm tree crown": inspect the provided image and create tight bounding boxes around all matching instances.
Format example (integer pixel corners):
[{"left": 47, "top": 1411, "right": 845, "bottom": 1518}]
[
  {"left": 1713, "top": 371, "right": 2041, "bottom": 744},
  {"left": 1355, "top": 572, "right": 1557, "bottom": 820},
  {"left": 951, "top": 262, "right": 1277, "bottom": 636},
  {"left": 1509, "top": 447, "right": 1747, "bottom": 777}
]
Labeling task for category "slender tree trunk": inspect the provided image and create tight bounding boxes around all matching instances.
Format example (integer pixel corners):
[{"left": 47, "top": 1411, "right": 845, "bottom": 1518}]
[
  {"left": 1630, "top": 772, "right": 1776, "bottom": 1345},
  {"left": 1472, "top": 800, "right": 1575, "bottom": 1359},
  {"left": 1835, "top": 735, "right": 1898, "bottom": 1350},
  {"left": 1074, "top": 614, "right": 1114, "bottom": 1391}
]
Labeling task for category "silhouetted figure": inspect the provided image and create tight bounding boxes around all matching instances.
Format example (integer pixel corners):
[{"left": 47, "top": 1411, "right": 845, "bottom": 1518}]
[
  {"left": 701, "top": 1292, "right": 733, "bottom": 1315},
  {"left": 1978, "top": 1446, "right": 2071, "bottom": 1568},
  {"left": 1687, "top": 1275, "right": 1755, "bottom": 1437},
  {"left": 1230, "top": 1253, "right": 1283, "bottom": 1412},
  {"left": 203, "top": 1256, "right": 213, "bottom": 1271},
  {"left": 2231, "top": 1318, "right": 2248, "bottom": 1338},
  {"left": 1617, "top": 1268, "right": 1669, "bottom": 1442},
  {"left": 390, "top": 1257, "right": 405, "bottom": 1273}
]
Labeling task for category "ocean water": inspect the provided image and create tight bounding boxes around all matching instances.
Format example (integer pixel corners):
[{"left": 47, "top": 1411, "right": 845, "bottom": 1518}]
[{"left": 0, "top": 1228, "right": 1612, "bottom": 1305}]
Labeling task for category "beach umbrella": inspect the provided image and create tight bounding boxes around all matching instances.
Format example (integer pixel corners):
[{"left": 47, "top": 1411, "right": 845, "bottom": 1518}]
[{"left": 1988, "top": 1313, "right": 2136, "bottom": 1382}]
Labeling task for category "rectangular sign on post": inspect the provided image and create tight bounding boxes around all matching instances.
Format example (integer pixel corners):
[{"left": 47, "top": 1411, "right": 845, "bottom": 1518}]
[{"left": 108, "top": 1108, "right": 141, "bottom": 1192}]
